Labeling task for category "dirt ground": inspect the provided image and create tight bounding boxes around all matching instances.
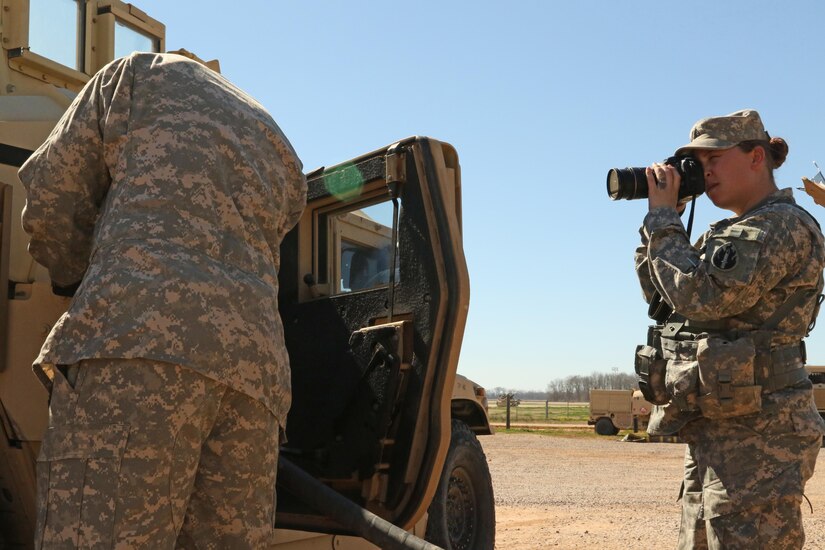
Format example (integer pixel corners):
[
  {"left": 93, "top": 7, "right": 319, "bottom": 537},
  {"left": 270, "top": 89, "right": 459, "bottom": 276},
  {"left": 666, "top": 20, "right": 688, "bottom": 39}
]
[{"left": 481, "top": 433, "right": 825, "bottom": 549}]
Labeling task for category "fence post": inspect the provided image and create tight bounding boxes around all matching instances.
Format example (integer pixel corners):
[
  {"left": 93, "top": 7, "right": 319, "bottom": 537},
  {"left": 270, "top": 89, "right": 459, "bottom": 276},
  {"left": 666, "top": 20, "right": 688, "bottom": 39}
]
[
  {"left": 545, "top": 400, "right": 549, "bottom": 420},
  {"left": 506, "top": 394, "right": 511, "bottom": 430}
]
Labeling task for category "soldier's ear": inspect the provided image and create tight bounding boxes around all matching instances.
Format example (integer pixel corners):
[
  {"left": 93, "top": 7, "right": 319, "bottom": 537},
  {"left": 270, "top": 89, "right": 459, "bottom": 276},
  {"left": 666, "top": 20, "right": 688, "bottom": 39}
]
[{"left": 750, "top": 146, "right": 765, "bottom": 169}]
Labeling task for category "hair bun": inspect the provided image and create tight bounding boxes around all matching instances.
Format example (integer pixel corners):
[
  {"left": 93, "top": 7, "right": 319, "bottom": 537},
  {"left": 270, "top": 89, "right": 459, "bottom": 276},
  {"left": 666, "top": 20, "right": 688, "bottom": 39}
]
[{"left": 769, "top": 137, "right": 789, "bottom": 168}]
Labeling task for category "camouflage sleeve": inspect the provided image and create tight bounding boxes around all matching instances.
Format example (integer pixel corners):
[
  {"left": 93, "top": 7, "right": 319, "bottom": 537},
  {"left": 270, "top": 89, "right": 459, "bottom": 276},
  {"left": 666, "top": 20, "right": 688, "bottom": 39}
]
[
  {"left": 18, "top": 57, "right": 130, "bottom": 287},
  {"left": 265, "top": 123, "right": 307, "bottom": 239},
  {"left": 645, "top": 208, "right": 802, "bottom": 321},
  {"left": 634, "top": 207, "right": 689, "bottom": 303},
  {"left": 281, "top": 172, "right": 307, "bottom": 236}
]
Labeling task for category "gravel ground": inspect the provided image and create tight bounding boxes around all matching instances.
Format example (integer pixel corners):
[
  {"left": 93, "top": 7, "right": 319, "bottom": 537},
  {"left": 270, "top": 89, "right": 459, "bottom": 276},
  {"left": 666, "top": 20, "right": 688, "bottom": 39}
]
[{"left": 481, "top": 433, "right": 825, "bottom": 549}]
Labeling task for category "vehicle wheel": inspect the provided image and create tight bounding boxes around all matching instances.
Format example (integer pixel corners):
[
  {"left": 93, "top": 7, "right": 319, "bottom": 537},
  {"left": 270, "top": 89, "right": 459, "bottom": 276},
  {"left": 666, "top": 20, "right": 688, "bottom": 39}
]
[
  {"left": 595, "top": 417, "right": 619, "bottom": 436},
  {"left": 425, "top": 419, "right": 495, "bottom": 550}
]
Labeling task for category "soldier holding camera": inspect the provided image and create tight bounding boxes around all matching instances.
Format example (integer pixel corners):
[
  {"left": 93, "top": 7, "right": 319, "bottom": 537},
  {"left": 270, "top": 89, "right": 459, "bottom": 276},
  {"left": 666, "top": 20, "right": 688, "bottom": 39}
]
[{"left": 628, "top": 110, "right": 825, "bottom": 548}]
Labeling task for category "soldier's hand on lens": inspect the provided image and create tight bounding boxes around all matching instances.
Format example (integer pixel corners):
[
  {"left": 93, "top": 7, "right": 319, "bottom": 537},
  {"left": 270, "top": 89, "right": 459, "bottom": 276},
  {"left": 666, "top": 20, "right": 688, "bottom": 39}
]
[{"left": 646, "top": 163, "right": 681, "bottom": 212}]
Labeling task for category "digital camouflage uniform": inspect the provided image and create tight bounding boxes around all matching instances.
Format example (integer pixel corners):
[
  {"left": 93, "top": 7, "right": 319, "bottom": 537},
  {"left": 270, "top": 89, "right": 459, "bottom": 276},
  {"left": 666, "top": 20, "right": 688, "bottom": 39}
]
[
  {"left": 18, "top": 52, "right": 306, "bottom": 547},
  {"left": 635, "top": 190, "right": 825, "bottom": 549}
]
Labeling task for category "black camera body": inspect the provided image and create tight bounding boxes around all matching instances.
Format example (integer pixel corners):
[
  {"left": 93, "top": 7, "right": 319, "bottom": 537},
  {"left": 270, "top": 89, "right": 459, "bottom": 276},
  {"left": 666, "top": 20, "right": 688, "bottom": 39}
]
[{"left": 607, "top": 156, "right": 705, "bottom": 203}]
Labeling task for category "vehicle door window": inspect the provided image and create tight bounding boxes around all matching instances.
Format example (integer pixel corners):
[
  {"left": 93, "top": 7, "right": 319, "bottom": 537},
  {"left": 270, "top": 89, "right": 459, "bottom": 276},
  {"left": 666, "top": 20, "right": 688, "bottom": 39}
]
[
  {"left": 327, "top": 200, "right": 398, "bottom": 294},
  {"left": 29, "top": 0, "right": 84, "bottom": 70},
  {"left": 114, "top": 19, "right": 159, "bottom": 58}
]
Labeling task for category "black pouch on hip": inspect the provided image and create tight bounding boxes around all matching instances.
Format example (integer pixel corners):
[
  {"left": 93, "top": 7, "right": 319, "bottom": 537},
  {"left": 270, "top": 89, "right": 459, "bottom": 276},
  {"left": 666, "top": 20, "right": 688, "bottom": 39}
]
[{"left": 635, "top": 344, "right": 669, "bottom": 405}]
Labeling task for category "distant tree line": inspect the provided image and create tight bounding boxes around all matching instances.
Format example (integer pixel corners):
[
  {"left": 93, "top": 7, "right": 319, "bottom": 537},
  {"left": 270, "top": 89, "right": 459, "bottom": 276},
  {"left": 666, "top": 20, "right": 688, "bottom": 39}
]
[{"left": 487, "top": 371, "right": 637, "bottom": 402}]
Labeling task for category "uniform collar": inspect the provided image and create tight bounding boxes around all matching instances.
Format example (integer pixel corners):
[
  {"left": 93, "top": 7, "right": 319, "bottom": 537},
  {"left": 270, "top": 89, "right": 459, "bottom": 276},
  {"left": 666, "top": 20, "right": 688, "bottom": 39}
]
[
  {"left": 741, "top": 187, "right": 795, "bottom": 215},
  {"left": 710, "top": 188, "right": 794, "bottom": 230}
]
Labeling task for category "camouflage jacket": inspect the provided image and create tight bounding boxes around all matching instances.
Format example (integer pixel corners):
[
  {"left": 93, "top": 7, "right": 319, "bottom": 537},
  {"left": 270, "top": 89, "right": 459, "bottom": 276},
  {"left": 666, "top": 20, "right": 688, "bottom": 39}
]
[
  {"left": 635, "top": 189, "right": 825, "bottom": 345},
  {"left": 18, "top": 52, "right": 307, "bottom": 423}
]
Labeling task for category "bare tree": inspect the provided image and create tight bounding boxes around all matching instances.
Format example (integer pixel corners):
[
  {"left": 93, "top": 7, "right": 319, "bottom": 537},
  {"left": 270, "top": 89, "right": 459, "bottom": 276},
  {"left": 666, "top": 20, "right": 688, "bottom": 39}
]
[{"left": 542, "top": 371, "right": 637, "bottom": 401}]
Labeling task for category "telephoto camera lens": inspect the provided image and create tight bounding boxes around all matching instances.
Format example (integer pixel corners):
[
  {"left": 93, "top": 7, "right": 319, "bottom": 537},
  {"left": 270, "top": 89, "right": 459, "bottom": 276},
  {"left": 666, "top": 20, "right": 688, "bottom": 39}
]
[
  {"left": 607, "top": 167, "right": 649, "bottom": 201},
  {"left": 606, "top": 156, "right": 705, "bottom": 203}
]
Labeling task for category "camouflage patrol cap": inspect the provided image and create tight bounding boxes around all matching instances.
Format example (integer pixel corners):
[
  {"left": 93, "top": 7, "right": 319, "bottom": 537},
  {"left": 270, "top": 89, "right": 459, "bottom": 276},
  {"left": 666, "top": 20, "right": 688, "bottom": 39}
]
[{"left": 675, "top": 109, "right": 770, "bottom": 156}]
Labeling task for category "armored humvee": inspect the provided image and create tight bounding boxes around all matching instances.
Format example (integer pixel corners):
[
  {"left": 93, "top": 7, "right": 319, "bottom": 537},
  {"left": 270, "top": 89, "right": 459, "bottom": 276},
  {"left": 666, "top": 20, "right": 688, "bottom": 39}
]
[{"left": 0, "top": 2, "right": 494, "bottom": 548}]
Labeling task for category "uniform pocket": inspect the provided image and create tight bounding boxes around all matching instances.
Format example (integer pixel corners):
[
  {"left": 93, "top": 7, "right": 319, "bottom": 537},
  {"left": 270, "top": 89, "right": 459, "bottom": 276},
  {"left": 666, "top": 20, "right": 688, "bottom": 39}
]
[
  {"left": 789, "top": 401, "right": 825, "bottom": 482},
  {"left": 36, "top": 424, "right": 129, "bottom": 548},
  {"left": 696, "top": 336, "right": 762, "bottom": 419},
  {"left": 665, "top": 360, "right": 699, "bottom": 411}
]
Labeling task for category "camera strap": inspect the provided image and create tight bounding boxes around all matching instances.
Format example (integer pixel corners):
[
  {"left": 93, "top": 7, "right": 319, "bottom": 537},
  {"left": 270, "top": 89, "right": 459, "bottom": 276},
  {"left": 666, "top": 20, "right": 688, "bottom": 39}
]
[{"left": 685, "top": 195, "right": 697, "bottom": 238}]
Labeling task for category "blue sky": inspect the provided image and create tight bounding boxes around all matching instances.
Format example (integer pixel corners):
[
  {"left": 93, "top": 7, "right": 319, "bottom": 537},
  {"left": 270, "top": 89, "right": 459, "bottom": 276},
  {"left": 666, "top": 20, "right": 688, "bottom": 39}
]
[{"left": 141, "top": 0, "right": 825, "bottom": 391}]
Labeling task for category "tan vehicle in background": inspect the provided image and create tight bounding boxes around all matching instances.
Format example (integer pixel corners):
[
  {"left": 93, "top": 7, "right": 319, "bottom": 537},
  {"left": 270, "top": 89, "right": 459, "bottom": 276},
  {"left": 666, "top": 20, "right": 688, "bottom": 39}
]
[
  {"left": 0, "top": 2, "right": 494, "bottom": 549},
  {"left": 588, "top": 389, "right": 651, "bottom": 436},
  {"left": 807, "top": 365, "right": 825, "bottom": 420}
]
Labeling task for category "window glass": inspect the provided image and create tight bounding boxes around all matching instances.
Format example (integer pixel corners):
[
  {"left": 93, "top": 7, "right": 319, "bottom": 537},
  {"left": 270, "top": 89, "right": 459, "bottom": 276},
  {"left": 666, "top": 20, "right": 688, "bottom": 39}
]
[
  {"left": 114, "top": 19, "right": 158, "bottom": 58},
  {"left": 333, "top": 201, "right": 398, "bottom": 293},
  {"left": 29, "top": 0, "right": 83, "bottom": 70}
]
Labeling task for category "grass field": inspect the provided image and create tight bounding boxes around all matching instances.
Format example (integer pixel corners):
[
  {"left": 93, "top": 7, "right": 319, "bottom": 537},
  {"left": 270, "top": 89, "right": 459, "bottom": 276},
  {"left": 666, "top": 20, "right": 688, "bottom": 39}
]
[
  {"left": 487, "top": 399, "right": 589, "bottom": 424},
  {"left": 487, "top": 400, "right": 671, "bottom": 442}
]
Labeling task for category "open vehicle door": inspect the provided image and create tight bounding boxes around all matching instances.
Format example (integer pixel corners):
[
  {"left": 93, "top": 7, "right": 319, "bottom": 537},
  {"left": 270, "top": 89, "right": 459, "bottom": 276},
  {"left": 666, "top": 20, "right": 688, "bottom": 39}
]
[{"left": 275, "top": 137, "right": 471, "bottom": 538}]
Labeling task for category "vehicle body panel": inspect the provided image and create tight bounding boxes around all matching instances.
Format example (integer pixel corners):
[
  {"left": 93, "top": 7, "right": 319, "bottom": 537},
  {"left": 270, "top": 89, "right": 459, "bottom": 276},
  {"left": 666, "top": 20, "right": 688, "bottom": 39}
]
[{"left": 588, "top": 388, "right": 651, "bottom": 433}]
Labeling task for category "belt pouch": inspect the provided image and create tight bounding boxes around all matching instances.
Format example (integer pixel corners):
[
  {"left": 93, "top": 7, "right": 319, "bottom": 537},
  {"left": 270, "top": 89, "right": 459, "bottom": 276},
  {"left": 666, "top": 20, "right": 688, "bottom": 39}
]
[
  {"left": 665, "top": 358, "right": 699, "bottom": 412},
  {"left": 635, "top": 344, "right": 668, "bottom": 405},
  {"left": 696, "top": 335, "right": 762, "bottom": 418}
]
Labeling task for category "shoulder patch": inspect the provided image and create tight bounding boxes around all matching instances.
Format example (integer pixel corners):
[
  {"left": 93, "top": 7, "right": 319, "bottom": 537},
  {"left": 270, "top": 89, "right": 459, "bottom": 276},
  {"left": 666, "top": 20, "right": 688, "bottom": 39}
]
[{"left": 711, "top": 242, "right": 738, "bottom": 270}]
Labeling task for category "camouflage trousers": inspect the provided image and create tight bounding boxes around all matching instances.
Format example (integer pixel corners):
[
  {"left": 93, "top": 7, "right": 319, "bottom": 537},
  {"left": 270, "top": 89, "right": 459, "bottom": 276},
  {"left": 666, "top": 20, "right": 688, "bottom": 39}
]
[
  {"left": 676, "top": 387, "right": 824, "bottom": 550},
  {"left": 35, "top": 358, "right": 280, "bottom": 549}
]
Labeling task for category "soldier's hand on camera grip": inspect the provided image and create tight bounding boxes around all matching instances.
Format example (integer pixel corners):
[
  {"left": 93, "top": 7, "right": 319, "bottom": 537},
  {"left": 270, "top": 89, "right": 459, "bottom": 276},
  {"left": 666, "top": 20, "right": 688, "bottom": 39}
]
[{"left": 646, "top": 164, "right": 681, "bottom": 212}]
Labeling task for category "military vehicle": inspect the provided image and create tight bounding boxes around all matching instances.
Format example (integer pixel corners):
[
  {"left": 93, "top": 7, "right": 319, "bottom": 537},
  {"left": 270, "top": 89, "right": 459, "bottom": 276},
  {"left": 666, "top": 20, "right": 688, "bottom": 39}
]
[
  {"left": 588, "top": 389, "right": 651, "bottom": 435},
  {"left": 0, "top": 2, "right": 495, "bottom": 548},
  {"left": 807, "top": 365, "right": 825, "bottom": 419}
]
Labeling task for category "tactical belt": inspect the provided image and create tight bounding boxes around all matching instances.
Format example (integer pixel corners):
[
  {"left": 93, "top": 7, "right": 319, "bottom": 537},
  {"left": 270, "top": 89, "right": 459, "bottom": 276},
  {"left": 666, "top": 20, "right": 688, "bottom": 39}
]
[
  {"left": 662, "top": 286, "right": 815, "bottom": 395},
  {"left": 659, "top": 332, "right": 808, "bottom": 394},
  {"left": 640, "top": 287, "right": 820, "bottom": 409},
  {"left": 661, "top": 319, "right": 727, "bottom": 340}
]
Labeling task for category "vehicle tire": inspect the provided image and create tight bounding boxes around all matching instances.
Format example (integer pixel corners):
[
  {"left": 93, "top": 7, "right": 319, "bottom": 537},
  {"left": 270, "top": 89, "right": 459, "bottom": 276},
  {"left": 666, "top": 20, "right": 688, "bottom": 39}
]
[
  {"left": 595, "top": 417, "right": 619, "bottom": 436},
  {"left": 425, "top": 419, "right": 495, "bottom": 550}
]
